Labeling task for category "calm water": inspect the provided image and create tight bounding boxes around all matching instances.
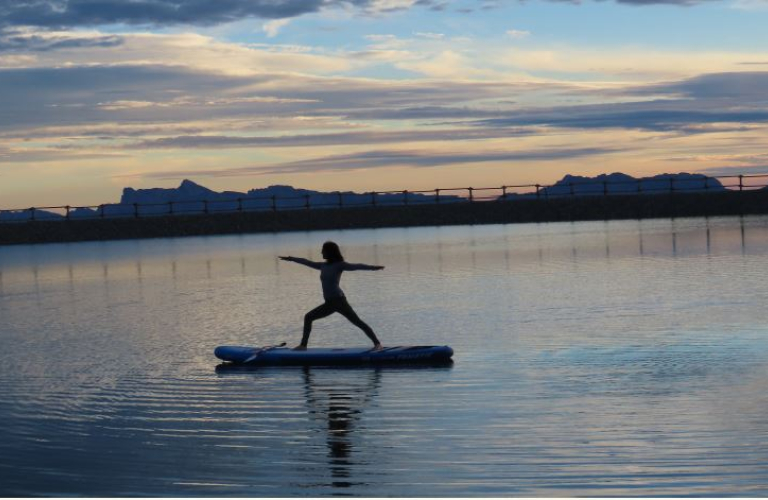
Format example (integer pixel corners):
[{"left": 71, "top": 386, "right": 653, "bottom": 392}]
[{"left": 2, "top": 217, "right": 768, "bottom": 496}]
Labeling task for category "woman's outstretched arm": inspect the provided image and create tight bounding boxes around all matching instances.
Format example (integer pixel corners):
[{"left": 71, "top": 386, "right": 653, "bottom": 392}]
[
  {"left": 279, "top": 256, "right": 323, "bottom": 270},
  {"left": 343, "top": 262, "right": 385, "bottom": 271}
]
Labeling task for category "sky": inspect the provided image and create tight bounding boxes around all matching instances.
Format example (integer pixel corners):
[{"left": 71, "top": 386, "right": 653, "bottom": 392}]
[{"left": 2, "top": 0, "right": 768, "bottom": 208}]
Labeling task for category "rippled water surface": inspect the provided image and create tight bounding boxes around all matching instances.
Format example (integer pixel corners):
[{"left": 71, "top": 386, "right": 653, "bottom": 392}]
[{"left": 3, "top": 217, "right": 768, "bottom": 496}]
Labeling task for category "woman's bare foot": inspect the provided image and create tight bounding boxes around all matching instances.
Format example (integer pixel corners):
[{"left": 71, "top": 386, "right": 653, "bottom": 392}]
[{"left": 371, "top": 344, "right": 384, "bottom": 351}]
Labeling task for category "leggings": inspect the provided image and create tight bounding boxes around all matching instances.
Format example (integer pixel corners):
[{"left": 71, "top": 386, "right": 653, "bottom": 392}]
[{"left": 301, "top": 296, "right": 380, "bottom": 347}]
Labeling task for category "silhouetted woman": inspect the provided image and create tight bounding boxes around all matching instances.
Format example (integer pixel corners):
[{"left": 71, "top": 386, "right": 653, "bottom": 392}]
[{"left": 279, "top": 241, "right": 384, "bottom": 351}]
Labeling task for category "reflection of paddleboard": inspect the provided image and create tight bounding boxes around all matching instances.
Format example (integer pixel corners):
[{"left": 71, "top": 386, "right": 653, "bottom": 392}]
[{"left": 214, "top": 345, "right": 454, "bottom": 366}]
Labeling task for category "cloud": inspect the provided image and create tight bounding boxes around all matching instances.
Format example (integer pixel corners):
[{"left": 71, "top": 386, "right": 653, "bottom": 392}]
[
  {"left": 460, "top": 71, "right": 768, "bottom": 133},
  {"left": 505, "top": 29, "right": 530, "bottom": 39},
  {"left": 128, "top": 127, "right": 538, "bottom": 149},
  {"left": 0, "top": 28, "right": 123, "bottom": 51},
  {"left": 2, "top": 70, "right": 541, "bottom": 138},
  {"left": 639, "top": 71, "right": 768, "bottom": 101},
  {"left": 263, "top": 146, "right": 618, "bottom": 173},
  {"left": 139, "top": 146, "right": 619, "bottom": 178},
  {"left": 263, "top": 19, "right": 291, "bottom": 37},
  {"left": 0, "top": 0, "right": 379, "bottom": 28},
  {"left": 366, "top": 0, "right": 420, "bottom": 13},
  {"left": 1, "top": 31, "right": 355, "bottom": 76},
  {"left": 363, "top": 34, "right": 409, "bottom": 50},
  {"left": 501, "top": 47, "right": 768, "bottom": 80},
  {"left": 0, "top": 57, "right": 555, "bottom": 144},
  {"left": 0, "top": 0, "right": 724, "bottom": 31},
  {"left": 0, "top": 145, "right": 128, "bottom": 163},
  {"left": 475, "top": 102, "right": 768, "bottom": 132},
  {"left": 414, "top": 31, "right": 445, "bottom": 39},
  {"left": 2, "top": 24, "right": 765, "bottom": 178},
  {"left": 731, "top": 0, "right": 768, "bottom": 11},
  {"left": 0, "top": 63, "right": 261, "bottom": 130},
  {"left": 555, "top": 0, "right": 718, "bottom": 4}
]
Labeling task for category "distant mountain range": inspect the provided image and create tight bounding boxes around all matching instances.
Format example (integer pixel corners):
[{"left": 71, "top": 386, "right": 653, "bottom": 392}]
[
  {"left": 119, "top": 179, "right": 462, "bottom": 212},
  {"left": 530, "top": 172, "right": 726, "bottom": 197},
  {"left": 0, "top": 173, "right": 735, "bottom": 221}
]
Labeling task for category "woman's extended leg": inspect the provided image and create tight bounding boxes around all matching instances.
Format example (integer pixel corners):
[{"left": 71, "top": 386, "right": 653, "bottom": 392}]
[
  {"left": 336, "top": 299, "right": 381, "bottom": 348},
  {"left": 299, "top": 302, "right": 335, "bottom": 348}
]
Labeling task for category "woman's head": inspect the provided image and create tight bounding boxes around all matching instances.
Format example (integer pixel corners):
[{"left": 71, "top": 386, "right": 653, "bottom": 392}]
[{"left": 321, "top": 241, "right": 344, "bottom": 262}]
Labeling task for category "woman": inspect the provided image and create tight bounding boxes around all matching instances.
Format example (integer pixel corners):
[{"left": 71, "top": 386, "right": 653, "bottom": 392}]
[{"left": 279, "top": 241, "right": 385, "bottom": 351}]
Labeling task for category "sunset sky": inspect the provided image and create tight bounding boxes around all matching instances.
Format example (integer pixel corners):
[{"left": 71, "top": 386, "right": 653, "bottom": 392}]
[{"left": 2, "top": 0, "right": 768, "bottom": 208}]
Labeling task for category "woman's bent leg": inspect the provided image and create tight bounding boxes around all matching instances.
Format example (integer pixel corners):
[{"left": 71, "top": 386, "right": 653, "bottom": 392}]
[
  {"left": 337, "top": 299, "right": 381, "bottom": 346},
  {"left": 300, "top": 302, "right": 335, "bottom": 348}
]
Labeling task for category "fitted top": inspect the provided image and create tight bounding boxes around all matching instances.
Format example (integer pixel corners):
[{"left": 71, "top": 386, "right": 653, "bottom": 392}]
[
  {"left": 320, "top": 261, "right": 346, "bottom": 300},
  {"left": 288, "top": 258, "right": 380, "bottom": 300}
]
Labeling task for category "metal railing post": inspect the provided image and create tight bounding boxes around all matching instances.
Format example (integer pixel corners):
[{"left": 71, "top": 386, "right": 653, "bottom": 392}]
[
  {"left": 65, "top": 205, "right": 71, "bottom": 220},
  {"left": 501, "top": 186, "right": 508, "bottom": 200},
  {"left": 468, "top": 187, "right": 474, "bottom": 202},
  {"left": 739, "top": 175, "right": 744, "bottom": 192},
  {"left": 99, "top": 204, "right": 105, "bottom": 218},
  {"left": 337, "top": 192, "right": 343, "bottom": 208},
  {"left": 371, "top": 192, "right": 377, "bottom": 207},
  {"left": 535, "top": 184, "right": 541, "bottom": 199},
  {"left": 30, "top": 207, "right": 36, "bottom": 221},
  {"left": 435, "top": 189, "right": 441, "bottom": 204},
  {"left": 403, "top": 190, "right": 409, "bottom": 206}
]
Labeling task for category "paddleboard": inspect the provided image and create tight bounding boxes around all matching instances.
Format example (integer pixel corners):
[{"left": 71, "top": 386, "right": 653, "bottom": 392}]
[{"left": 214, "top": 345, "right": 453, "bottom": 366}]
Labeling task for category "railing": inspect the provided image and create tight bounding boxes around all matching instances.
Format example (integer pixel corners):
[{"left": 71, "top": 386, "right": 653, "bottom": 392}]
[{"left": 2, "top": 173, "right": 767, "bottom": 224}]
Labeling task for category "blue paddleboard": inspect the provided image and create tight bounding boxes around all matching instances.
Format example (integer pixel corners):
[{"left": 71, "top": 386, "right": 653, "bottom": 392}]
[{"left": 214, "top": 345, "right": 453, "bottom": 366}]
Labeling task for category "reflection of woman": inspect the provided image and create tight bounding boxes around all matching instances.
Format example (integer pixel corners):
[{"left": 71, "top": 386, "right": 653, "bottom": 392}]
[
  {"left": 301, "top": 367, "right": 382, "bottom": 489},
  {"left": 279, "top": 241, "right": 384, "bottom": 351}
]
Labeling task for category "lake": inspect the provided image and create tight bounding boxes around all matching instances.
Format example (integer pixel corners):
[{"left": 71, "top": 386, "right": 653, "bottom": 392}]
[{"left": 2, "top": 216, "right": 768, "bottom": 496}]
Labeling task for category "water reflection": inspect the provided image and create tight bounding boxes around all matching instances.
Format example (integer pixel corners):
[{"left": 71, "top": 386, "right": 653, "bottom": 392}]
[
  {"left": 3, "top": 216, "right": 768, "bottom": 496},
  {"left": 302, "top": 367, "right": 381, "bottom": 491},
  {"left": 741, "top": 215, "right": 747, "bottom": 254},
  {"left": 1, "top": 217, "right": 766, "bottom": 286}
]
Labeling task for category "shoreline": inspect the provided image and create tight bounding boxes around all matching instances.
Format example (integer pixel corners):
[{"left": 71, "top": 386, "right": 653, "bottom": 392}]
[{"left": 2, "top": 190, "right": 768, "bottom": 246}]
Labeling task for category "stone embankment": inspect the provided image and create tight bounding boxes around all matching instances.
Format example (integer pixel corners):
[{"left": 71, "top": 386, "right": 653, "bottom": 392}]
[{"left": 2, "top": 190, "right": 768, "bottom": 245}]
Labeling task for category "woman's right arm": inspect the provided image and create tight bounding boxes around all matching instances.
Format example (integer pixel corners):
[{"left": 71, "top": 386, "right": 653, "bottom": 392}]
[{"left": 279, "top": 256, "right": 323, "bottom": 270}]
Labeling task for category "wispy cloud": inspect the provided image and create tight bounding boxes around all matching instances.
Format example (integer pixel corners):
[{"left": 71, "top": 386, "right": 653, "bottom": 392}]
[
  {"left": 505, "top": 29, "right": 530, "bottom": 39},
  {"left": 263, "top": 19, "right": 291, "bottom": 37},
  {"left": 731, "top": 0, "right": 768, "bottom": 11},
  {"left": 475, "top": 102, "right": 768, "bottom": 133},
  {"left": 0, "top": 28, "right": 123, "bottom": 51},
  {"left": 128, "top": 127, "right": 538, "bottom": 150},
  {"left": 139, "top": 146, "right": 620, "bottom": 178},
  {"left": 415, "top": 31, "right": 445, "bottom": 39},
  {"left": 461, "top": 72, "right": 768, "bottom": 134},
  {"left": 0, "top": 145, "right": 128, "bottom": 163},
  {"left": 0, "top": 0, "right": 368, "bottom": 27}
]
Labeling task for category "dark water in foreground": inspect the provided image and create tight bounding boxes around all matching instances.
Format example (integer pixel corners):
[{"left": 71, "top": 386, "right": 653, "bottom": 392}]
[{"left": 2, "top": 217, "right": 768, "bottom": 496}]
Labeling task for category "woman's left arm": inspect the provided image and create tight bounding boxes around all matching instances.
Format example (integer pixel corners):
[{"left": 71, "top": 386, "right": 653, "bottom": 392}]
[{"left": 343, "top": 262, "right": 385, "bottom": 271}]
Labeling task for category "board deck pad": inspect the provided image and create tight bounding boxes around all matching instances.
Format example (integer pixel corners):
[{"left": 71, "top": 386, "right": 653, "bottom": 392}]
[{"left": 214, "top": 345, "right": 453, "bottom": 366}]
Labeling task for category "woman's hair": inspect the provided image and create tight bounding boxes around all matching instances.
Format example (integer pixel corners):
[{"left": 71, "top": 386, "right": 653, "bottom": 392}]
[{"left": 322, "top": 241, "right": 344, "bottom": 263}]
